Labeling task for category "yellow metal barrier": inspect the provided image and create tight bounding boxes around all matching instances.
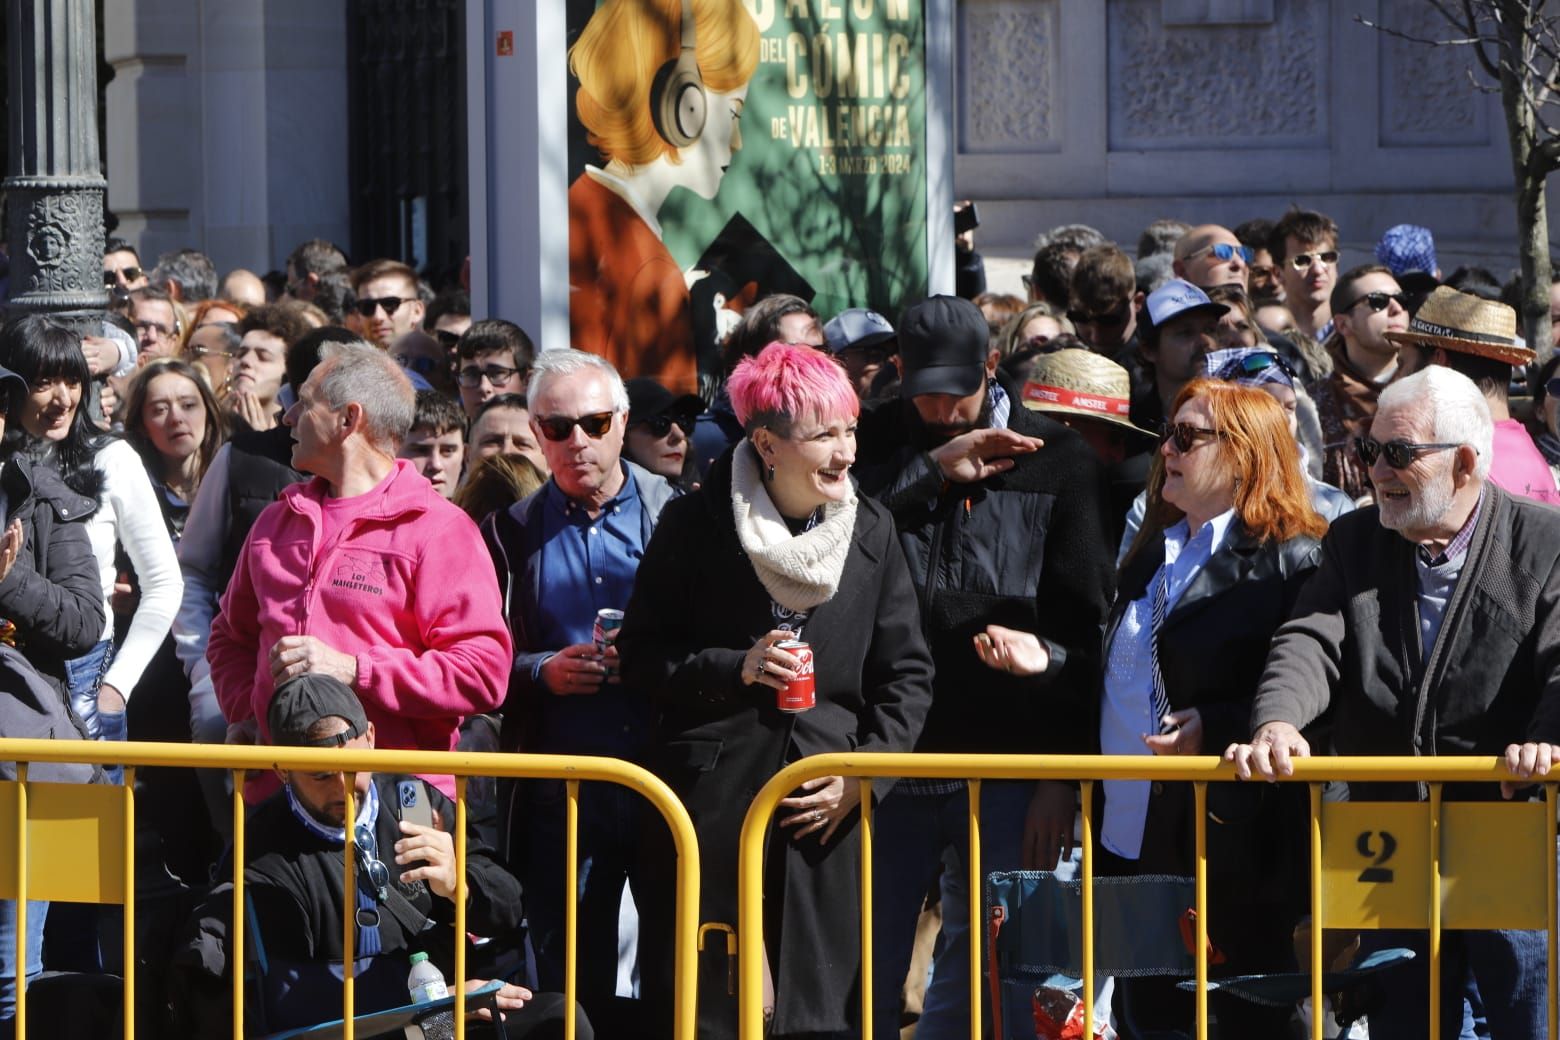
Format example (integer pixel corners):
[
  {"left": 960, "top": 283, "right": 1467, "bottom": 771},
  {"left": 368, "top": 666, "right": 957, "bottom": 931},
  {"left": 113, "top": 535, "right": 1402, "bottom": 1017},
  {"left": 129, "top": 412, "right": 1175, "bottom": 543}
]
[
  {"left": 736, "top": 753, "right": 1560, "bottom": 1040},
  {"left": 0, "top": 738, "right": 701, "bottom": 1040}
]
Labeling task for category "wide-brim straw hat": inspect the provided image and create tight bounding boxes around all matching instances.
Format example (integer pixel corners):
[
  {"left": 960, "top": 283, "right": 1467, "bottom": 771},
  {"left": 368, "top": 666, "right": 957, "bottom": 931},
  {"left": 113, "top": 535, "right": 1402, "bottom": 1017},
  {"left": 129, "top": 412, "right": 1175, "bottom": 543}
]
[
  {"left": 1384, "top": 285, "right": 1532, "bottom": 366},
  {"left": 1019, "top": 348, "right": 1155, "bottom": 438}
]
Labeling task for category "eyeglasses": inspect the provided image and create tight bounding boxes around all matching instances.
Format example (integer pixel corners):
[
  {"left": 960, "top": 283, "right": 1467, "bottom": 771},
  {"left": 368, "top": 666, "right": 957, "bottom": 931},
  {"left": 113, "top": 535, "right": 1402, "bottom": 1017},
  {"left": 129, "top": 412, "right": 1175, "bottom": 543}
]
[
  {"left": 535, "top": 410, "right": 616, "bottom": 441},
  {"left": 434, "top": 329, "right": 463, "bottom": 350},
  {"left": 1353, "top": 436, "right": 1465, "bottom": 469},
  {"left": 353, "top": 822, "right": 391, "bottom": 907},
  {"left": 634, "top": 413, "right": 696, "bottom": 438},
  {"left": 1287, "top": 251, "right": 1339, "bottom": 271},
  {"left": 1161, "top": 422, "right": 1222, "bottom": 453},
  {"left": 134, "top": 319, "right": 178, "bottom": 339},
  {"left": 103, "top": 265, "right": 144, "bottom": 286},
  {"left": 353, "top": 295, "right": 413, "bottom": 318},
  {"left": 1344, "top": 290, "right": 1407, "bottom": 314},
  {"left": 1067, "top": 302, "right": 1132, "bottom": 328},
  {"left": 1214, "top": 350, "right": 1296, "bottom": 381},
  {"left": 1187, "top": 242, "right": 1254, "bottom": 265},
  {"left": 457, "top": 363, "right": 522, "bottom": 388}
]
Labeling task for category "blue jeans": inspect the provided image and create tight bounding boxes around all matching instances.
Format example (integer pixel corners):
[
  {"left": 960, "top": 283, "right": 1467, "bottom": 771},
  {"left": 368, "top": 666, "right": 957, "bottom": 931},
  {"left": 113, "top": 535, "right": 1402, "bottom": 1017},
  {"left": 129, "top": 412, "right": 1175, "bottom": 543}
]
[
  {"left": 1359, "top": 928, "right": 1546, "bottom": 1040},
  {"left": 869, "top": 781, "right": 1035, "bottom": 1040},
  {"left": 512, "top": 779, "right": 643, "bottom": 1006},
  {"left": 0, "top": 900, "right": 47, "bottom": 1023}
]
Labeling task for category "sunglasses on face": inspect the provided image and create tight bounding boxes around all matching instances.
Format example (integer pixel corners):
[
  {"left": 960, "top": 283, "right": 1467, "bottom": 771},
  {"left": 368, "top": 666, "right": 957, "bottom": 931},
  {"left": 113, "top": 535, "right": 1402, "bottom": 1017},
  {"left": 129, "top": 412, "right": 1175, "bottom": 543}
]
[
  {"left": 457, "top": 363, "right": 522, "bottom": 388},
  {"left": 1189, "top": 242, "right": 1254, "bottom": 265},
  {"left": 1345, "top": 290, "right": 1407, "bottom": 314},
  {"left": 635, "top": 413, "right": 696, "bottom": 438},
  {"left": 1287, "top": 250, "right": 1339, "bottom": 271},
  {"left": 353, "top": 295, "right": 412, "bottom": 318},
  {"left": 1353, "top": 436, "right": 1463, "bottom": 469},
  {"left": 535, "top": 410, "right": 616, "bottom": 441},
  {"left": 104, "top": 266, "right": 144, "bottom": 286},
  {"left": 1067, "top": 302, "right": 1132, "bottom": 327},
  {"left": 1161, "top": 422, "right": 1222, "bottom": 453}
]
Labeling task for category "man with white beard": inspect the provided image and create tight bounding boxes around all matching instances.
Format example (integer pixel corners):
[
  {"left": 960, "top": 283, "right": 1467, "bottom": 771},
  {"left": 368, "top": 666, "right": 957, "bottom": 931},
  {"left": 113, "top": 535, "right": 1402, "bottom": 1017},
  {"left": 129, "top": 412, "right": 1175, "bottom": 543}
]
[{"left": 1226, "top": 364, "right": 1560, "bottom": 1039}]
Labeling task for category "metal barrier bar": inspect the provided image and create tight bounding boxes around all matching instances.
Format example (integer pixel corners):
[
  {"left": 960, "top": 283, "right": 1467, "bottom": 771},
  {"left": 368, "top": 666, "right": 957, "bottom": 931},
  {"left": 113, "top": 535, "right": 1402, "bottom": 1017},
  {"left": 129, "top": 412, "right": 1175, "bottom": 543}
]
[
  {"left": 967, "top": 779, "right": 982, "bottom": 1040},
  {"left": 0, "top": 739, "right": 701, "bottom": 1040},
  {"left": 565, "top": 778, "right": 579, "bottom": 1040},
  {"left": 122, "top": 768, "right": 136, "bottom": 1040},
  {"left": 735, "top": 753, "right": 1560, "bottom": 1040},
  {"left": 344, "top": 777, "right": 357, "bottom": 1040},
  {"left": 858, "top": 777, "right": 874, "bottom": 1040},
  {"left": 455, "top": 775, "right": 468, "bottom": 1040}
]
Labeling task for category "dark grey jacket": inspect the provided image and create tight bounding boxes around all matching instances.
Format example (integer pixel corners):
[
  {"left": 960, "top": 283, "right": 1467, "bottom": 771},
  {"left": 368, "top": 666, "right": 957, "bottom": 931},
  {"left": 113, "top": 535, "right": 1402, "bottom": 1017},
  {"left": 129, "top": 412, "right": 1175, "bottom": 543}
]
[
  {"left": 1252, "top": 485, "right": 1560, "bottom": 800},
  {"left": 0, "top": 456, "right": 104, "bottom": 688}
]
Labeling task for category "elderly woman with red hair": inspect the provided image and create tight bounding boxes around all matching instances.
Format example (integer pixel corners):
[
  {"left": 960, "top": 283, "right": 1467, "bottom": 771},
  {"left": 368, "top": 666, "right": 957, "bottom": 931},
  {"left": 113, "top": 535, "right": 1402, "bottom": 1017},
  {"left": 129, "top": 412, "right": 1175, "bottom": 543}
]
[{"left": 619, "top": 342, "right": 933, "bottom": 1039}]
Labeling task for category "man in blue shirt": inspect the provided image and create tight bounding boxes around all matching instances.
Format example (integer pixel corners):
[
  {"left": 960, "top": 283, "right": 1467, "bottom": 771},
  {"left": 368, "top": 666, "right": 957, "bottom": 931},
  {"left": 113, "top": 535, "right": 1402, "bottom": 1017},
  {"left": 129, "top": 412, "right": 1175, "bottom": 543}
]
[{"left": 481, "top": 349, "right": 676, "bottom": 1031}]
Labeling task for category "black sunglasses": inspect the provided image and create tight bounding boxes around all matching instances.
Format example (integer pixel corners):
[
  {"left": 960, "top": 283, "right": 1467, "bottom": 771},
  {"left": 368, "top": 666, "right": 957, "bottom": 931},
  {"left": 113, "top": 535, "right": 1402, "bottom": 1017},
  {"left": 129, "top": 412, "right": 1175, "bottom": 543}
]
[
  {"left": 1353, "top": 436, "right": 1464, "bottom": 470},
  {"left": 353, "top": 295, "right": 412, "bottom": 318},
  {"left": 1161, "top": 422, "right": 1222, "bottom": 453},
  {"left": 1345, "top": 291, "right": 1407, "bottom": 314},
  {"left": 535, "top": 410, "right": 616, "bottom": 442},
  {"left": 353, "top": 822, "right": 391, "bottom": 908},
  {"left": 103, "top": 265, "right": 144, "bottom": 286},
  {"left": 635, "top": 413, "right": 696, "bottom": 438}
]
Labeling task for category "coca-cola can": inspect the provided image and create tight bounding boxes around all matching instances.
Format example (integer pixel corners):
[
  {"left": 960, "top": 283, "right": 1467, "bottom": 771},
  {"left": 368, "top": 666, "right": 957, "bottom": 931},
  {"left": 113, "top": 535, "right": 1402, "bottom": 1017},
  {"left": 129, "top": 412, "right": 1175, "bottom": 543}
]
[
  {"left": 594, "top": 609, "right": 624, "bottom": 674},
  {"left": 775, "top": 639, "right": 815, "bottom": 712}
]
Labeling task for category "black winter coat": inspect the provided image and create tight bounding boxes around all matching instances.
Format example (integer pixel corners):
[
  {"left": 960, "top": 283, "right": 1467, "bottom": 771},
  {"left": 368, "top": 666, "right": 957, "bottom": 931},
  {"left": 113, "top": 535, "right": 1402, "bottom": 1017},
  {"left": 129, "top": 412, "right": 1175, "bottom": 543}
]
[
  {"left": 0, "top": 456, "right": 105, "bottom": 688},
  {"left": 853, "top": 385, "right": 1115, "bottom": 754},
  {"left": 1101, "top": 521, "right": 1321, "bottom": 974},
  {"left": 617, "top": 448, "right": 933, "bottom": 1039}
]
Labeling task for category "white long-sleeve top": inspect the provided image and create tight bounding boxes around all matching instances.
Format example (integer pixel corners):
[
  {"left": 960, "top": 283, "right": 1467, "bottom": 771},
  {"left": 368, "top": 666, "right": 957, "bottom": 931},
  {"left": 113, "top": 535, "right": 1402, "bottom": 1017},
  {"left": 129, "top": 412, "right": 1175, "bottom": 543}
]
[{"left": 88, "top": 438, "right": 183, "bottom": 698}]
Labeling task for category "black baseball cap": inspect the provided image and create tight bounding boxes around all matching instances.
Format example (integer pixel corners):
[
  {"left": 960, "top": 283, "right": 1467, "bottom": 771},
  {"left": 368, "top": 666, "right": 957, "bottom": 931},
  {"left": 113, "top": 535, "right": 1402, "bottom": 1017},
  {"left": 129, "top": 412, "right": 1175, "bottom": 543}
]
[
  {"left": 268, "top": 674, "right": 369, "bottom": 748},
  {"left": 896, "top": 296, "right": 991, "bottom": 398},
  {"left": 625, "top": 378, "right": 703, "bottom": 426}
]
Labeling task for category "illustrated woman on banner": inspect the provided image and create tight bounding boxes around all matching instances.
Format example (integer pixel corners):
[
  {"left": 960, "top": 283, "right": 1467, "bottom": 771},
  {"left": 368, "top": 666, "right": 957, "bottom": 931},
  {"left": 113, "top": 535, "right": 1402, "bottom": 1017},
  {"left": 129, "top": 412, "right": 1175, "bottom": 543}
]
[{"left": 568, "top": 0, "right": 759, "bottom": 395}]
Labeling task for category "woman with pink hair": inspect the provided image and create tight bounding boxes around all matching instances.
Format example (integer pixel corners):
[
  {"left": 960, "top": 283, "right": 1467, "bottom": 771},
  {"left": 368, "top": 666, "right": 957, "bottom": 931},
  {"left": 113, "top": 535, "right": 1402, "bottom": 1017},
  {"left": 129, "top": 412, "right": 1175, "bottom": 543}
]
[{"left": 618, "top": 342, "right": 933, "bottom": 1039}]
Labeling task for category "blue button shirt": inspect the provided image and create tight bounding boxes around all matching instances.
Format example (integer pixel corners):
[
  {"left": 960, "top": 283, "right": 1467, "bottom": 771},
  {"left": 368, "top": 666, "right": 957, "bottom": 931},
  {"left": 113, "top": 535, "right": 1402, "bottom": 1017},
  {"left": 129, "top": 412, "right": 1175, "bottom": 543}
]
[{"left": 532, "top": 465, "right": 651, "bottom": 756}]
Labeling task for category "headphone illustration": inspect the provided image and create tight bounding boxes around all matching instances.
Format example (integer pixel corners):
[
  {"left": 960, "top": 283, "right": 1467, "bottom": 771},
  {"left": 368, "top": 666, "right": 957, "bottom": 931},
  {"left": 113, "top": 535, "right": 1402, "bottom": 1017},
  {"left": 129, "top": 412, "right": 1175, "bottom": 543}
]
[{"left": 650, "top": 0, "right": 707, "bottom": 148}]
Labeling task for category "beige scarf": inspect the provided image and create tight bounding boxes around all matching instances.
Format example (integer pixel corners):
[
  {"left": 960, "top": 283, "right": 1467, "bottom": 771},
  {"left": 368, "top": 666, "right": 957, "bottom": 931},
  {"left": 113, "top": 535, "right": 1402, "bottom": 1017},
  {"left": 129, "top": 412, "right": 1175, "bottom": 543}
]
[{"left": 730, "top": 440, "right": 857, "bottom": 613}]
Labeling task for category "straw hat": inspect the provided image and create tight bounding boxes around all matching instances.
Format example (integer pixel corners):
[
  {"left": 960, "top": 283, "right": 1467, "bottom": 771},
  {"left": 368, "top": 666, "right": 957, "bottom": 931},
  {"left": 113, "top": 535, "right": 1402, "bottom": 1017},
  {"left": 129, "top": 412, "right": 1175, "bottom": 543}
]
[
  {"left": 1384, "top": 285, "right": 1532, "bottom": 366},
  {"left": 1019, "top": 348, "right": 1154, "bottom": 437}
]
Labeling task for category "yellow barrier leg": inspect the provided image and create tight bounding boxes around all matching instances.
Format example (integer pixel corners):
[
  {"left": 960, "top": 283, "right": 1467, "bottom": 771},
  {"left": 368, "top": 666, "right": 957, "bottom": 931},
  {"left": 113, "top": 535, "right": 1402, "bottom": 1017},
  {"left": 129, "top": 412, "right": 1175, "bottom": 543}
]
[
  {"left": 232, "top": 769, "right": 245, "bottom": 1040},
  {"left": 344, "top": 777, "right": 357, "bottom": 1040},
  {"left": 1548, "top": 783, "right": 1557, "bottom": 1040},
  {"left": 859, "top": 778, "right": 873, "bottom": 1040},
  {"left": 1080, "top": 782, "right": 1094, "bottom": 1040},
  {"left": 566, "top": 779, "right": 579, "bottom": 1040},
  {"left": 1193, "top": 781, "right": 1207, "bottom": 1040},
  {"left": 15, "top": 764, "right": 25, "bottom": 1040},
  {"left": 1310, "top": 783, "right": 1322, "bottom": 1040},
  {"left": 123, "top": 767, "right": 135, "bottom": 1040},
  {"left": 455, "top": 776, "right": 467, "bottom": 1040},
  {"left": 1428, "top": 783, "right": 1441, "bottom": 1040},
  {"left": 967, "top": 780, "right": 982, "bottom": 1040}
]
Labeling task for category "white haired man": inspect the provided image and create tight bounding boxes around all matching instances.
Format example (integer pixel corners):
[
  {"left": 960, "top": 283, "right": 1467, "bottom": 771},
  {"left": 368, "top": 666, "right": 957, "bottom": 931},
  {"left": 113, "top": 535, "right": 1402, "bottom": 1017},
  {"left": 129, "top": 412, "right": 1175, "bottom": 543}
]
[
  {"left": 1227, "top": 365, "right": 1560, "bottom": 1039},
  {"left": 207, "top": 341, "right": 511, "bottom": 806}
]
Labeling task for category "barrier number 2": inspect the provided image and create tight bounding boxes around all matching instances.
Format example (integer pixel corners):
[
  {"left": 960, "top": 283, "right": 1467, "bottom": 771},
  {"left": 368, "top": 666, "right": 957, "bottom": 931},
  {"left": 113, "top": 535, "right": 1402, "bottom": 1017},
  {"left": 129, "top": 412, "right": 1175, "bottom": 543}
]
[{"left": 1356, "top": 830, "right": 1397, "bottom": 883}]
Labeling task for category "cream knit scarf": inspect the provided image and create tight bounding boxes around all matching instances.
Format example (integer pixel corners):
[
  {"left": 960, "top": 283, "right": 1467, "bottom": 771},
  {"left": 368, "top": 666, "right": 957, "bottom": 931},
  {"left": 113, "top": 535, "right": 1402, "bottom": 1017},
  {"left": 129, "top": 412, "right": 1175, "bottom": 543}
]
[{"left": 730, "top": 440, "right": 857, "bottom": 613}]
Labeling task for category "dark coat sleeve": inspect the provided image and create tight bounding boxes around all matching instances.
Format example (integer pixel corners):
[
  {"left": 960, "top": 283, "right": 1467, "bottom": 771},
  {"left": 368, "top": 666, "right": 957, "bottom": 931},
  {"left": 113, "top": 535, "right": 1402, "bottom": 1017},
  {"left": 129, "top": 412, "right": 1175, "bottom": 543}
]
[{"left": 0, "top": 502, "right": 105, "bottom": 659}]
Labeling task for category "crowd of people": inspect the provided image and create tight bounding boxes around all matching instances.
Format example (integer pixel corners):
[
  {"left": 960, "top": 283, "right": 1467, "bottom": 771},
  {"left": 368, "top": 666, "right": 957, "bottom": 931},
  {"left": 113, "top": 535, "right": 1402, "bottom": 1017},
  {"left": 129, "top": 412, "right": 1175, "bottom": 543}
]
[{"left": 0, "top": 212, "right": 1552, "bottom": 1040}]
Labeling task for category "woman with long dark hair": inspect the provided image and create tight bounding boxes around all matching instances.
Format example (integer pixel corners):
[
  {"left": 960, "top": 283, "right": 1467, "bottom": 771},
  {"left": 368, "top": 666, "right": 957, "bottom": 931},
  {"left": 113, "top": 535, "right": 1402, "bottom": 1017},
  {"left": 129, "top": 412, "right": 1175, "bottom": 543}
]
[{"left": 0, "top": 316, "right": 182, "bottom": 757}]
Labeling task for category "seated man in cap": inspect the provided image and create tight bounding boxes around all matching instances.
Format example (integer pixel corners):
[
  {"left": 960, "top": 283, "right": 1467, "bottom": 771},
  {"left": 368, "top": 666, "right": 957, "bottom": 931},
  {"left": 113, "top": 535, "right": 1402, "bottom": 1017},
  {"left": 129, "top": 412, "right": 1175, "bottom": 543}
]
[
  {"left": 1391, "top": 285, "right": 1560, "bottom": 505},
  {"left": 174, "top": 674, "right": 589, "bottom": 1037}
]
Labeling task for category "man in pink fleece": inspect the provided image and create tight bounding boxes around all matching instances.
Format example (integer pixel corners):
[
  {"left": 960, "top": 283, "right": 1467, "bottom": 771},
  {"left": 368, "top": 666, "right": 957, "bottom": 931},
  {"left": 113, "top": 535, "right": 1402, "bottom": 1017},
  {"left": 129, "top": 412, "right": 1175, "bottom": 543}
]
[{"left": 208, "top": 340, "right": 511, "bottom": 802}]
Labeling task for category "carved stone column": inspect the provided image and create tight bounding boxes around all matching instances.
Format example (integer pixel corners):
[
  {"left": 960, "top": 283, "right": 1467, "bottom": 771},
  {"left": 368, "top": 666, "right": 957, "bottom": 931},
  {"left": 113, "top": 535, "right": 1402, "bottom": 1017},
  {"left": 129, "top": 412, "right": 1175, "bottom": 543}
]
[{"left": 5, "top": 0, "right": 108, "bottom": 326}]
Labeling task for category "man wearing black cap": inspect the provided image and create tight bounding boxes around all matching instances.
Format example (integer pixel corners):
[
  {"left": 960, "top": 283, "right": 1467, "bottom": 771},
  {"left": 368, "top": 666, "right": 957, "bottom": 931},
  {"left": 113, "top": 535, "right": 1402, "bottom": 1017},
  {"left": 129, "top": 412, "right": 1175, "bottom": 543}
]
[
  {"left": 854, "top": 294, "right": 1115, "bottom": 1039},
  {"left": 174, "top": 674, "right": 589, "bottom": 1037}
]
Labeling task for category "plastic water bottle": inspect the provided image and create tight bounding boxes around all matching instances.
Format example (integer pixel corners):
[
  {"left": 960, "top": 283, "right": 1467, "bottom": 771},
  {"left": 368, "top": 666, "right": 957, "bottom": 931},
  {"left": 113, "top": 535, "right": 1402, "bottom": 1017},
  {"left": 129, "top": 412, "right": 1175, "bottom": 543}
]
[{"left": 407, "top": 951, "right": 449, "bottom": 1003}]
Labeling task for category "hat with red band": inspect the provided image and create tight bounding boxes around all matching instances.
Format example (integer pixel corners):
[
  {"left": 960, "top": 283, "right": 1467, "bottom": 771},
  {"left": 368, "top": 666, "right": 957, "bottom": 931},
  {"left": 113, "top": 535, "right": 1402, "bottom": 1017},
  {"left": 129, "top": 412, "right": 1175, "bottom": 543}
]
[{"left": 1019, "top": 348, "right": 1154, "bottom": 438}]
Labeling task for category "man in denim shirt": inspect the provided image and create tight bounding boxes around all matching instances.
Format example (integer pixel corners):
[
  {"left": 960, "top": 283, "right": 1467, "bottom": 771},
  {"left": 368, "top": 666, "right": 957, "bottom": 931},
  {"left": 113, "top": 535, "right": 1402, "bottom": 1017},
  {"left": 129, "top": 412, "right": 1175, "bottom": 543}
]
[{"left": 481, "top": 349, "right": 676, "bottom": 1030}]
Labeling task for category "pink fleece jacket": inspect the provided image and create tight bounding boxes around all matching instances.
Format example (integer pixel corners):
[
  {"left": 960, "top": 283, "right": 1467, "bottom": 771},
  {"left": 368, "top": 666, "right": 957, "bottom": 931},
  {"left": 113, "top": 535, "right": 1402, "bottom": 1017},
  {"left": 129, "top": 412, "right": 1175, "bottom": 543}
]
[{"left": 208, "top": 460, "right": 511, "bottom": 801}]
